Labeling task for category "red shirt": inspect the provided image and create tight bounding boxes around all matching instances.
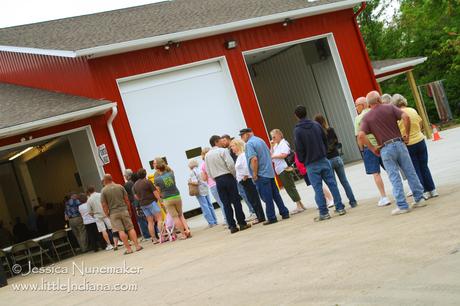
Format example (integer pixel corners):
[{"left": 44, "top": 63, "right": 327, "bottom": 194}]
[{"left": 360, "top": 104, "right": 404, "bottom": 145}]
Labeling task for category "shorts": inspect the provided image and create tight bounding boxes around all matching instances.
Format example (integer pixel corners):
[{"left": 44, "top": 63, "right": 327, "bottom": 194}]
[
  {"left": 163, "top": 196, "right": 183, "bottom": 217},
  {"left": 95, "top": 216, "right": 112, "bottom": 232},
  {"left": 140, "top": 201, "right": 161, "bottom": 217},
  {"left": 363, "top": 147, "right": 384, "bottom": 174},
  {"left": 109, "top": 210, "right": 134, "bottom": 232}
]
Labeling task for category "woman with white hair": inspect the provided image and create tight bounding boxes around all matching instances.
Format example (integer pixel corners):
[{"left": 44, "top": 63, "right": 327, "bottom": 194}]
[
  {"left": 188, "top": 159, "right": 218, "bottom": 227},
  {"left": 381, "top": 93, "right": 392, "bottom": 104},
  {"left": 270, "top": 129, "right": 306, "bottom": 214},
  {"left": 392, "top": 94, "right": 438, "bottom": 199}
]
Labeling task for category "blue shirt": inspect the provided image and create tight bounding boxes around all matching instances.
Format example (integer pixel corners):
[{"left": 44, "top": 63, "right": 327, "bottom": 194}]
[
  {"left": 65, "top": 199, "right": 81, "bottom": 218},
  {"left": 245, "top": 135, "right": 275, "bottom": 178}
]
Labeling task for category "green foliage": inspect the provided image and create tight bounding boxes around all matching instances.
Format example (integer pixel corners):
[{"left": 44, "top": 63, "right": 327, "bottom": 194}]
[{"left": 358, "top": 0, "right": 460, "bottom": 122}]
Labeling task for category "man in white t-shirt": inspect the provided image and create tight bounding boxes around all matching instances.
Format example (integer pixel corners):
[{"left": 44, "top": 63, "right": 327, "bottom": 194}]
[
  {"left": 270, "top": 129, "right": 306, "bottom": 214},
  {"left": 87, "top": 186, "right": 115, "bottom": 251}
]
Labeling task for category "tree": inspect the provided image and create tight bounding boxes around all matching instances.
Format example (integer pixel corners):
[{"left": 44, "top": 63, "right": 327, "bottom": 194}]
[{"left": 358, "top": 0, "right": 460, "bottom": 121}]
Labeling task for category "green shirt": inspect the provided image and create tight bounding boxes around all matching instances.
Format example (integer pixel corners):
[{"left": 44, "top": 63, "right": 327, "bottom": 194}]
[{"left": 354, "top": 109, "right": 378, "bottom": 147}]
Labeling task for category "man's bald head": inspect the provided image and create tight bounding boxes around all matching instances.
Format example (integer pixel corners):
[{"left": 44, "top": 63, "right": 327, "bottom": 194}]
[
  {"left": 366, "top": 91, "right": 382, "bottom": 106},
  {"left": 355, "top": 97, "right": 367, "bottom": 115},
  {"left": 103, "top": 174, "right": 113, "bottom": 185}
]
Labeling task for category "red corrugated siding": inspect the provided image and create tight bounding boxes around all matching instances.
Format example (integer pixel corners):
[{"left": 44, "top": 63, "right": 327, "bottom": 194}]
[{"left": 0, "top": 9, "right": 377, "bottom": 177}]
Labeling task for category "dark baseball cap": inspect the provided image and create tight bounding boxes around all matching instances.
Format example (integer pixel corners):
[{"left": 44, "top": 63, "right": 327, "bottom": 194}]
[{"left": 239, "top": 128, "right": 253, "bottom": 136}]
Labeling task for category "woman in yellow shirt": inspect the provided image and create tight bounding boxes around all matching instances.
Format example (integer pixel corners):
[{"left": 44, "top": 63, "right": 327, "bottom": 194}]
[{"left": 392, "top": 94, "right": 438, "bottom": 199}]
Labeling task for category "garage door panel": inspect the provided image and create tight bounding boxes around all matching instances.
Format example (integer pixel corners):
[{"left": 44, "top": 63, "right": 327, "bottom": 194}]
[{"left": 119, "top": 60, "right": 246, "bottom": 211}]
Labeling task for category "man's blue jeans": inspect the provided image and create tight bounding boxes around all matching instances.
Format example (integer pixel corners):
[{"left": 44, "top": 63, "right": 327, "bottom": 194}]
[
  {"left": 137, "top": 216, "right": 151, "bottom": 239},
  {"left": 255, "top": 176, "right": 289, "bottom": 221},
  {"left": 328, "top": 156, "right": 357, "bottom": 206},
  {"left": 196, "top": 195, "right": 218, "bottom": 225},
  {"left": 380, "top": 141, "right": 424, "bottom": 209},
  {"left": 306, "top": 158, "right": 345, "bottom": 216}
]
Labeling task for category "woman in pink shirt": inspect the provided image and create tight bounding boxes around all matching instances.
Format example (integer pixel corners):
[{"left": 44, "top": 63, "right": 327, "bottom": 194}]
[
  {"left": 201, "top": 148, "right": 227, "bottom": 225},
  {"left": 294, "top": 153, "right": 334, "bottom": 207}
]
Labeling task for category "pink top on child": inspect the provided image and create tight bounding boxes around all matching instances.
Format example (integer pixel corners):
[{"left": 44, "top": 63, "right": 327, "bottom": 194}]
[
  {"left": 200, "top": 162, "right": 216, "bottom": 188},
  {"left": 294, "top": 153, "right": 307, "bottom": 176}
]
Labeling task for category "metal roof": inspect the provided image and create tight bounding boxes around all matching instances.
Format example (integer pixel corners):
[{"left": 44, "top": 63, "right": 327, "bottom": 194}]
[
  {"left": 0, "top": 82, "right": 115, "bottom": 138},
  {"left": 0, "top": 0, "right": 363, "bottom": 58},
  {"left": 372, "top": 57, "right": 428, "bottom": 82}
]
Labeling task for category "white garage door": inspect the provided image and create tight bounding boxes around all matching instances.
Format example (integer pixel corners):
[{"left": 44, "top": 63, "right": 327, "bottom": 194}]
[{"left": 118, "top": 60, "right": 246, "bottom": 211}]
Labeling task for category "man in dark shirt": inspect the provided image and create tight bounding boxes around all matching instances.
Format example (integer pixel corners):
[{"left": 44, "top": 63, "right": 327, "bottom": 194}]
[
  {"left": 358, "top": 91, "right": 425, "bottom": 215},
  {"left": 294, "top": 105, "right": 346, "bottom": 221}
]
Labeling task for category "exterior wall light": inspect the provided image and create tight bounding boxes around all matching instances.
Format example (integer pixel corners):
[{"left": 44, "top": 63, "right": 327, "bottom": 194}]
[
  {"left": 282, "top": 18, "right": 294, "bottom": 27},
  {"left": 225, "top": 40, "right": 238, "bottom": 50}
]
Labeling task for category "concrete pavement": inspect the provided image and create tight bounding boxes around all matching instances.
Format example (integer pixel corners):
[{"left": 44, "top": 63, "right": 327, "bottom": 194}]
[{"left": 1, "top": 127, "right": 459, "bottom": 306}]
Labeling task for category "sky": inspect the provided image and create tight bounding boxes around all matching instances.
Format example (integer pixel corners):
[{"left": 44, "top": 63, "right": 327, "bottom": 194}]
[
  {"left": 0, "top": 0, "right": 400, "bottom": 29},
  {"left": 0, "top": 0, "right": 165, "bottom": 28}
]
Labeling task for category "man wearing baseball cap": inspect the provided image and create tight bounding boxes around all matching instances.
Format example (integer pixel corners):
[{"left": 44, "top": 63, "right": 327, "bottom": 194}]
[{"left": 240, "top": 128, "right": 290, "bottom": 225}]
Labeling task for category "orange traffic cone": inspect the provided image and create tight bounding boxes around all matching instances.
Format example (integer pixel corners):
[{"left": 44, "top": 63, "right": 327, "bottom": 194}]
[{"left": 432, "top": 124, "right": 442, "bottom": 141}]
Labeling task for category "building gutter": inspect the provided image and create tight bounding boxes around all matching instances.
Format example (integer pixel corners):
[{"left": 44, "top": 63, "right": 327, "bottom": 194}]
[
  {"left": 106, "top": 106, "right": 126, "bottom": 174},
  {"left": 0, "top": 0, "right": 366, "bottom": 58}
]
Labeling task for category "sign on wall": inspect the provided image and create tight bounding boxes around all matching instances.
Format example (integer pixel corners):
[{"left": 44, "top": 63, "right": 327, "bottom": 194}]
[{"left": 98, "top": 144, "right": 110, "bottom": 165}]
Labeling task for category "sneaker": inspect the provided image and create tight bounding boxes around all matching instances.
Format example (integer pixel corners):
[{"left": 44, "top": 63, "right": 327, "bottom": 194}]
[
  {"left": 412, "top": 198, "right": 427, "bottom": 208},
  {"left": 229, "top": 227, "right": 239, "bottom": 234},
  {"left": 406, "top": 191, "right": 413, "bottom": 197},
  {"left": 423, "top": 192, "right": 431, "bottom": 200},
  {"left": 430, "top": 190, "right": 439, "bottom": 198},
  {"left": 327, "top": 201, "right": 334, "bottom": 208},
  {"left": 336, "top": 209, "right": 346, "bottom": 216},
  {"left": 281, "top": 214, "right": 290, "bottom": 220},
  {"left": 313, "top": 214, "right": 331, "bottom": 222},
  {"left": 117, "top": 241, "right": 124, "bottom": 247},
  {"left": 245, "top": 213, "right": 257, "bottom": 222},
  {"left": 314, "top": 214, "right": 331, "bottom": 222},
  {"left": 391, "top": 207, "right": 411, "bottom": 215},
  {"left": 105, "top": 245, "right": 114, "bottom": 251},
  {"left": 378, "top": 197, "right": 391, "bottom": 207},
  {"left": 239, "top": 224, "right": 252, "bottom": 231},
  {"left": 263, "top": 219, "right": 278, "bottom": 226},
  {"left": 350, "top": 202, "right": 358, "bottom": 208}
]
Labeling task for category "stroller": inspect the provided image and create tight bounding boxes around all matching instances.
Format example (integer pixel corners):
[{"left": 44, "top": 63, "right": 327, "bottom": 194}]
[{"left": 159, "top": 212, "right": 176, "bottom": 243}]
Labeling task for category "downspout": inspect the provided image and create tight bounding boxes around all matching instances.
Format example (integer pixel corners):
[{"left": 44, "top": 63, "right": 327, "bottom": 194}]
[
  {"left": 107, "top": 106, "right": 126, "bottom": 175},
  {"left": 353, "top": 2, "right": 381, "bottom": 92}
]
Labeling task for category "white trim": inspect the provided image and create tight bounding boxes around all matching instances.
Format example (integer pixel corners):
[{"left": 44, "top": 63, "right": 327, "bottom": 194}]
[
  {"left": 0, "top": 45, "right": 76, "bottom": 58},
  {"left": 0, "top": 0, "right": 364, "bottom": 58},
  {"left": 373, "top": 57, "right": 427, "bottom": 76},
  {"left": 376, "top": 71, "right": 409, "bottom": 82},
  {"left": 106, "top": 106, "right": 126, "bottom": 175},
  {"left": 117, "top": 56, "right": 229, "bottom": 83},
  {"left": 85, "top": 127, "right": 106, "bottom": 179},
  {"left": 0, "top": 103, "right": 116, "bottom": 139},
  {"left": 326, "top": 34, "right": 357, "bottom": 119},
  {"left": 0, "top": 126, "right": 106, "bottom": 181}
]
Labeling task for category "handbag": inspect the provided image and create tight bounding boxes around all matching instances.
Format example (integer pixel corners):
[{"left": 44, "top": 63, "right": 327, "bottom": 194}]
[
  {"left": 188, "top": 169, "right": 200, "bottom": 196},
  {"left": 284, "top": 142, "right": 295, "bottom": 166}
]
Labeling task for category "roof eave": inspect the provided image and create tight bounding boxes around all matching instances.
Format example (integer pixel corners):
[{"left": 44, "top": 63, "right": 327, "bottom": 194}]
[
  {"left": 373, "top": 57, "right": 428, "bottom": 76},
  {"left": 0, "top": 102, "right": 116, "bottom": 139},
  {"left": 0, "top": 0, "right": 365, "bottom": 59}
]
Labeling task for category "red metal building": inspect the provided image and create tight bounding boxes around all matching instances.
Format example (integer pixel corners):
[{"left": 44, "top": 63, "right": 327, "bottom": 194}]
[{"left": 0, "top": 0, "right": 379, "bottom": 219}]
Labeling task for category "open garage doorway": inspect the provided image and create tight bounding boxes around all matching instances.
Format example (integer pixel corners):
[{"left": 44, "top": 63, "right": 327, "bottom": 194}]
[
  {"left": 244, "top": 35, "right": 361, "bottom": 162},
  {"left": 0, "top": 127, "right": 104, "bottom": 245}
]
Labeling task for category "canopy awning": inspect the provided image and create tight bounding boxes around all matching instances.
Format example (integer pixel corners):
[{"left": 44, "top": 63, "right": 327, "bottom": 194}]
[
  {"left": 372, "top": 57, "right": 428, "bottom": 82},
  {"left": 0, "top": 82, "right": 115, "bottom": 139}
]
